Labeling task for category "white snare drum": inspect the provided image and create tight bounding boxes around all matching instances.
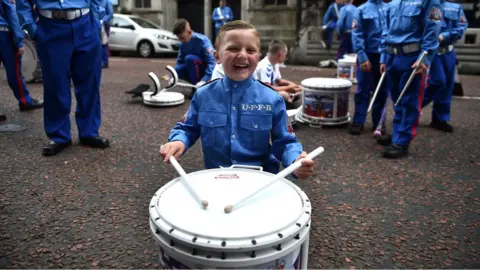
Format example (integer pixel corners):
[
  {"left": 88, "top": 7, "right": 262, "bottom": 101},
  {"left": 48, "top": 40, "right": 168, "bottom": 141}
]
[
  {"left": 149, "top": 165, "right": 312, "bottom": 269},
  {"left": 142, "top": 91, "right": 185, "bottom": 107},
  {"left": 298, "top": 77, "right": 352, "bottom": 127},
  {"left": 21, "top": 39, "right": 42, "bottom": 83},
  {"left": 337, "top": 54, "right": 357, "bottom": 84},
  {"left": 287, "top": 108, "right": 300, "bottom": 126}
]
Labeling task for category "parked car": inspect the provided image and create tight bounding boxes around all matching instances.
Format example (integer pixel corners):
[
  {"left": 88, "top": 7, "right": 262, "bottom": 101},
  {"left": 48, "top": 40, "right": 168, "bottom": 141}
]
[{"left": 109, "top": 14, "right": 179, "bottom": 58}]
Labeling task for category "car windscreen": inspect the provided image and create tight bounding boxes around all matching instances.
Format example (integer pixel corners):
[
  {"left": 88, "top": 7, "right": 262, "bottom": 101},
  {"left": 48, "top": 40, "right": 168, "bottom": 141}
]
[{"left": 130, "top": 17, "right": 161, "bottom": 29}]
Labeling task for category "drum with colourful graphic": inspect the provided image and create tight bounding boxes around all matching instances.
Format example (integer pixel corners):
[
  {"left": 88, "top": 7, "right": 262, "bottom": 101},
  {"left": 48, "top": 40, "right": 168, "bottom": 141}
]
[
  {"left": 298, "top": 77, "right": 352, "bottom": 127},
  {"left": 337, "top": 54, "right": 357, "bottom": 84},
  {"left": 149, "top": 165, "right": 312, "bottom": 269}
]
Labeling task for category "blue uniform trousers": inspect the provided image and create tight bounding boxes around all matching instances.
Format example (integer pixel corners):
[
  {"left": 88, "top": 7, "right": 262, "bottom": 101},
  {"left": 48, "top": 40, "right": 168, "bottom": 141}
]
[
  {"left": 35, "top": 13, "right": 102, "bottom": 143},
  {"left": 353, "top": 53, "right": 388, "bottom": 127},
  {"left": 422, "top": 50, "right": 456, "bottom": 122},
  {"left": 337, "top": 32, "right": 353, "bottom": 60},
  {"left": 0, "top": 31, "right": 34, "bottom": 106},
  {"left": 175, "top": 54, "right": 205, "bottom": 84},
  {"left": 385, "top": 52, "right": 425, "bottom": 146}
]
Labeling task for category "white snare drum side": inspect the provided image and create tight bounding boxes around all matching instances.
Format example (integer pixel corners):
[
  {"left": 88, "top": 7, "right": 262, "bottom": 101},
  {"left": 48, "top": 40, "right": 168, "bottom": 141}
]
[
  {"left": 21, "top": 39, "right": 42, "bottom": 83},
  {"left": 149, "top": 167, "right": 312, "bottom": 269}
]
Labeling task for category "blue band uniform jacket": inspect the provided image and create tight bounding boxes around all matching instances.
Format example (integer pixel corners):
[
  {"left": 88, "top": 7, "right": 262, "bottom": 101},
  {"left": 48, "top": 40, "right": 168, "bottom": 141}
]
[{"left": 168, "top": 76, "right": 303, "bottom": 173}]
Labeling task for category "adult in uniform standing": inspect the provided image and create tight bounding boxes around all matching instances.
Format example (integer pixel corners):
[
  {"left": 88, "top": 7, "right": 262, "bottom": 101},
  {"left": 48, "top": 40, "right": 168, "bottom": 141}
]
[
  {"left": 336, "top": 0, "right": 356, "bottom": 60},
  {"left": 101, "top": 0, "right": 112, "bottom": 68},
  {"left": 0, "top": 0, "right": 43, "bottom": 111},
  {"left": 350, "top": 0, "right": 388, "bottom": 135},
  {"left": 212, "top": 0, "right": 233, "bottom": 38},
  {"left": 16, "top": 0, "right": 110, "bottom": 156},
  {"left": 379, "top": 0, "right": 442, "bottom": 158},
  {"left": 322, "top": 0, "right": 344, "bottom": 50},
  {"left": 421, "top": 0, "right": 468, "bottom": 132}
]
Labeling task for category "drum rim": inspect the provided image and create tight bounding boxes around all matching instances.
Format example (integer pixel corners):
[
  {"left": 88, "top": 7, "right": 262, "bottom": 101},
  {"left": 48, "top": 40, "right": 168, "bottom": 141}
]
[
  {"left": 149, "top": 218, "right": 311, "bottom": 268},
  {"left": 301, "top": 77, "right": 352, "bottom": 89},
  {"left": 149, "top": 168, "right": 311, "bottom": 251}
]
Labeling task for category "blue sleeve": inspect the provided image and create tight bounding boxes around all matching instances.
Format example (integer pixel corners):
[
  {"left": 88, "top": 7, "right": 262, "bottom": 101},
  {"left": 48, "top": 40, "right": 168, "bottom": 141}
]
[
  {"left": 443, "top": 6, "right": 468, "bottom": 43},
  {"left": 336, "top": 7, "right": 346, "bottom": 34},
  {"left": 201, "top": 40, "right": 216, "bottom": 82},
  {"left": 103, "top": 1, "right": 114, "bottom": 24},
  {"left": 419, "top": 0, "right": 442, "bottom": 67},
  {"left": 379, "top": 5, "right": 390, "bottom": 64},
  {"left": 323, "top": 5, "right": 333, "bottom": 25},
  {"left": 226, "top": 7, "right": 233, "bottom": 21},
  {"left": 270, "top": 95, "right": 303, "bottom": 168},
  {"left": 212, "top": 7, "right": 222, "bottom": 23},
  {"left": 15, "top": 0, "right": 36, "bottom": 38},
  {"left": 352, "top": 8, "right": 369, "bottom": 64},
  {"left": 2, "top": 0, "right": 24, "bottom": 48},
  {"left": 167, "top": 92, "right": 201, "bottom": 151},
  {"left": 90, "top": 0, "right": 107, "bottom": 26}
]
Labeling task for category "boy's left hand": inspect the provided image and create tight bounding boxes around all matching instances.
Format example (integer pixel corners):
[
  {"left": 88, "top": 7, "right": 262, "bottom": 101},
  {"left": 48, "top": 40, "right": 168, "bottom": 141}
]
[{"left": 293, "top": 151, "right": 315, "bottom": 179}]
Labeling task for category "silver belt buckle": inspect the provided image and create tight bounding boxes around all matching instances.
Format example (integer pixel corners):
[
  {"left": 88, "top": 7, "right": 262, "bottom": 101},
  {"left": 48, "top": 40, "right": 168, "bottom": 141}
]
[{"left": 52, "top": 10, "right": 69, "bottom": 19}]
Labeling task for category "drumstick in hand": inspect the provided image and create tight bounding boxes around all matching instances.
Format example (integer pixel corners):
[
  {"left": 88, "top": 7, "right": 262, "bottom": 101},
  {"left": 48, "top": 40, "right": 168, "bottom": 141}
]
[
  {"left": 224, "top": 146, "right": 325, "bottom": 213},
  {"left": 168, "top": 154, "right": 208, "bottom": 209}
]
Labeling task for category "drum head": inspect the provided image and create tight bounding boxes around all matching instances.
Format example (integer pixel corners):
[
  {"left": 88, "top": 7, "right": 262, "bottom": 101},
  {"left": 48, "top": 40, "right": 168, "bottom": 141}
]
[
  {"left": 287, "top": 108, "right": 300, "bottom": 117},
  {"left": 301, "top": 77, "right": 352, "bottom": 90},
  {"left": 152, "top": 168, "right": 306, "bottom": 241},
  {"left": 143, "top": 91, "right": 185, "bottom": 106},
  {"left": 21, "top": 40, "right": 38, "bottom": 82}
]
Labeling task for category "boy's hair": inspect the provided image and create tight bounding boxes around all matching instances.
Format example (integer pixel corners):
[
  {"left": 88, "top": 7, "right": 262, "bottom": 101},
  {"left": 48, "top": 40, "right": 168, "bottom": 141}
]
[
  {"left": 268, "top": 40, "right": 288, "bottom": 55},
  {"left": 215, "top": 20, "right": 260, "bottom": 49},
  {"left": 172, "top": 19, "right": 189, "bottom": 35}
]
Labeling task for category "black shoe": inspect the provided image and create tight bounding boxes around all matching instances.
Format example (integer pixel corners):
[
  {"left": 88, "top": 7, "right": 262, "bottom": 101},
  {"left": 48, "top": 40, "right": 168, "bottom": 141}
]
[
  {"left": 430, "top": 120, "right": 453, "bottom": 132},
  {"left": 348, "top": 123, "right": 364, "bottom": 135},
  {"left": 382, "top": 143, "right": 409, "bottom": 159},
  {"left": 42, "top": 140, "right": 72, "bottom": 156},
  {"left": 79, "top": 136, "right": 110, "bottom": 149},
  {"left": 0, "top": 114, "right": 6, "bottom": 122},
  {"left": 377, "top": 134, "right": 392, "bottom": 146},
  {"left": 19, "top": 98, "right": 44, "bottom": 111}
]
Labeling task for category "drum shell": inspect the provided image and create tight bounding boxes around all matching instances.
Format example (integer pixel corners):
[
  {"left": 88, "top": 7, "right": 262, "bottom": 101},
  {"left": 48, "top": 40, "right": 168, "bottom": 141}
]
[
  {"left": 148, "top": 167, "right": 312, "bottom": 269},
  {"left": 21, "top": 39, "right": 42, "bottom": 83},
  {"left": 337, "top": 58, "right": 357, "bottom": 84}
]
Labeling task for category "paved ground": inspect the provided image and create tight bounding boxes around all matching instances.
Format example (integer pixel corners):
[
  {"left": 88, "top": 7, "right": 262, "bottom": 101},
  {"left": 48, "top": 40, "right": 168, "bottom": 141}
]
[{"left": 0, "top": 56, "right": 479, "bottom": 269}]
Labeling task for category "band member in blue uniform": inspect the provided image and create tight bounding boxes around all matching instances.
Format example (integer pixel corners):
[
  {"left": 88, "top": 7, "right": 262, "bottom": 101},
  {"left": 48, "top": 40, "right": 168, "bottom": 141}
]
[
  {"left": 161, "top": 20, "right": 315, "bottom": 179},
  {"left": 212, "top": 0, "right": 233, "bottom": 38},
  {"left": 422, "top": 0, "right": 467, "bottom": 132},
  {"left": 322, "top": 0, "right": 344, "bottom": 50},
  {"left": 349, "top": 0, "right": 388, "bottom": 135},
  {"left": 0, "top": 0, "right": 43, "bottom": 111},
  {"left": 101, "top": 0, "right": 113, "bottom": 68},
  {"left": 16, "top": 0, "right": 110, "bottom": 156},
  {"left": 336, "top": 0, "right": 356, "bottom": 60},
  {"left": 379, "top": 0, "right": 442, "bottom": 158},
  {"left": 172, "top": 19, "right": 216, "bottom": 89}
]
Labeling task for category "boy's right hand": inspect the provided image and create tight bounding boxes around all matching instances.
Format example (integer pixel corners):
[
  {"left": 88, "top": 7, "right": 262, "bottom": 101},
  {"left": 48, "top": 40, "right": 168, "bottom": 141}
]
[{"left": 160, "top": 141, "right": 186, "bottom": 163}]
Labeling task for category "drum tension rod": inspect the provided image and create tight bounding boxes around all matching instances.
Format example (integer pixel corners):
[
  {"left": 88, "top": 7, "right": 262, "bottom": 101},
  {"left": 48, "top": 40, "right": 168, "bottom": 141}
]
[
  {"left": 250, "top": 251, "right": 256, "bottom": 258},
  {"left": 276, "top": 244, "right": 282, "bottom": 251},
  {"left": 191, "top": 248, "right": 198, "bottom": 256},
  {"left": 221, "top": 252, "right": 226, "bottom": 260},
  {"left": 170, "top": 239, "right": 175, "bottom": 246},
  {"left": 295, "top": 234, "right": 300, "bottom": 240}
]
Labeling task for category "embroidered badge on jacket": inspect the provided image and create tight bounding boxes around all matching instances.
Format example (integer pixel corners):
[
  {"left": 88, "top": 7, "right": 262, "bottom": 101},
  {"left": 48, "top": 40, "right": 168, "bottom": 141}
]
[{"left": 429, "top": 6, "right": 442, "bottom": 22}]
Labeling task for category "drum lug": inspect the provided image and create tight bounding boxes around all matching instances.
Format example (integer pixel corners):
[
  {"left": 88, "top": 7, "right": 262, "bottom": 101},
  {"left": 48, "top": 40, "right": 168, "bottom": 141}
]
[
  {"left": 276, "top": 244, "right": 282, "bottom": 251},
  {"left": 250, "top": 250, "right": 256, "bottom": 258}
]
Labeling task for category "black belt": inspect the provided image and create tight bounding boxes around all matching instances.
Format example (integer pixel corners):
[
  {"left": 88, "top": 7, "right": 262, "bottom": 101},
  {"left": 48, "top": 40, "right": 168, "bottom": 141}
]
[{"left": 387, "top": 43, "right": 421, "bottom": 55}]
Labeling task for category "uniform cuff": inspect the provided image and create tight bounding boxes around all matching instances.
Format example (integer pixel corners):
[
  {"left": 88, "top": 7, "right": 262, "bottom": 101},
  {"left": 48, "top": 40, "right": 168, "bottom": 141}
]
[
  {"left": 283, "top": 151, "right": 302, "bottom": 169},
  {"left": 441, "top": 32, "right": 450, "bottom": 42},
  {"left": 380, "top": 53, "right": 386, "bottom": 64},
  {"left": 168, "top": 135, "right": 190, "bottom": 151},
  {"left": 423, "top": 56, "right": 431, "bottom": 68},
  {"left": 26, "top": 24, "right": 37, "bottom": 39},
  {"left": 358, "top": 51, "right": 369, "bottom": 64}
]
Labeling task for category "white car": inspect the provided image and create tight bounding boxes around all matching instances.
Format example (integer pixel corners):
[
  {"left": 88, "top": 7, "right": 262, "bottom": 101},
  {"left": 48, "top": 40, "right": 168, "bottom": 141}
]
[{"left": 109, "top": 14, "right": 179, "bottom": 58}]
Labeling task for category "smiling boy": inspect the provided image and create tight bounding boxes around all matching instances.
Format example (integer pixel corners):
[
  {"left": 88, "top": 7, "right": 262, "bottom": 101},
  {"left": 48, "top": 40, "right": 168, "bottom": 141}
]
[{"left": 160, "top": 20, "right": 315, "bottom": 179}]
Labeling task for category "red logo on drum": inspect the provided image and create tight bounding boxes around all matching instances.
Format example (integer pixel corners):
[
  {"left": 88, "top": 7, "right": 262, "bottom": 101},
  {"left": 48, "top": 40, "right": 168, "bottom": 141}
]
[{"left": 215, "top": 173, "right": 240, "bottom": 179}]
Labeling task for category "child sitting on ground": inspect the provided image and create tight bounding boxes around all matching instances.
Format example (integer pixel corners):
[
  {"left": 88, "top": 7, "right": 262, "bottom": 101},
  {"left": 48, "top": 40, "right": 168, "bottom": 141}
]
[
  {"left": 160, "top": 20, "right": 315, "bottom": 179},
  {"left": 255, "top": 40, "right": 302, "bottom": 109}
]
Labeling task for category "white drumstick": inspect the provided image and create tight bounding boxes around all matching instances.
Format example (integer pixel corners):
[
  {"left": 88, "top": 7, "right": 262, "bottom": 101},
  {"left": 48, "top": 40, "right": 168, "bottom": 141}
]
[
  {"left": 224, "top": 146, "right": 324, "bottom": 213},
  {"left": 395, "top": 51, "right": 428, "bottom": 106},
  {"left": 168, "top": 155, "right": 208, "bottom": 209},
  {"left": 367, "top": 71, "right": 386, "bottom": 113}
]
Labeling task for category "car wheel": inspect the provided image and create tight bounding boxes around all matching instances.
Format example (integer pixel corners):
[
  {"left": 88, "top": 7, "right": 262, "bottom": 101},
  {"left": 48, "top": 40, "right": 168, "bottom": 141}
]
[{"left": 138, "top": 40, "right": 154, "bottom": 58}]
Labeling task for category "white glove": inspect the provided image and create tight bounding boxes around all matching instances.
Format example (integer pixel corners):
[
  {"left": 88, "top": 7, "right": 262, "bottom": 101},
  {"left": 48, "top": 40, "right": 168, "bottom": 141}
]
[{"left": 195, "top": 81, "right": 206, "bottom": 88}]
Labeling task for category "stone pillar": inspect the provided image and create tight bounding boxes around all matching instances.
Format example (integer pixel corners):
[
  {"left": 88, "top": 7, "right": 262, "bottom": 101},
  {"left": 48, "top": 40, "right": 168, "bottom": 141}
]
[{"left": 205, "top": 0, "right": 212, "bottom": 40}]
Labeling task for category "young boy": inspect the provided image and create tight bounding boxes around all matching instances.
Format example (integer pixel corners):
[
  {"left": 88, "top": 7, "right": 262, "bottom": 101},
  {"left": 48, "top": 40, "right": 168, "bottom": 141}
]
[
  {"left": 160, "top": 20, "right": 315, "bottom": 179},
  {"left": 172, "top": 19, "right": 217, "bottom": 88},
  {"left": 255, "top": 40, "right": 302, "bottom": 109}
]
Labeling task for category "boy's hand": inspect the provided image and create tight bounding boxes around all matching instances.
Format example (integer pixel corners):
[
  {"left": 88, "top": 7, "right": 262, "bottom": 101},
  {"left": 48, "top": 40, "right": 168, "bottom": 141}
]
[
  {"left": 160, "top": 141, "right": 186, "bottom": 163},
  {"left": 293, "top": 152, "right": 315, "bottom": 179}
]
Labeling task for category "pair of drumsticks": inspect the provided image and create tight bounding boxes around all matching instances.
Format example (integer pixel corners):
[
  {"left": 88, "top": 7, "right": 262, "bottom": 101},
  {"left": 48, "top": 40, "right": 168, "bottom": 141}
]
[{"left": 163, "top": 146, "right": 325, "bottom": 214}]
